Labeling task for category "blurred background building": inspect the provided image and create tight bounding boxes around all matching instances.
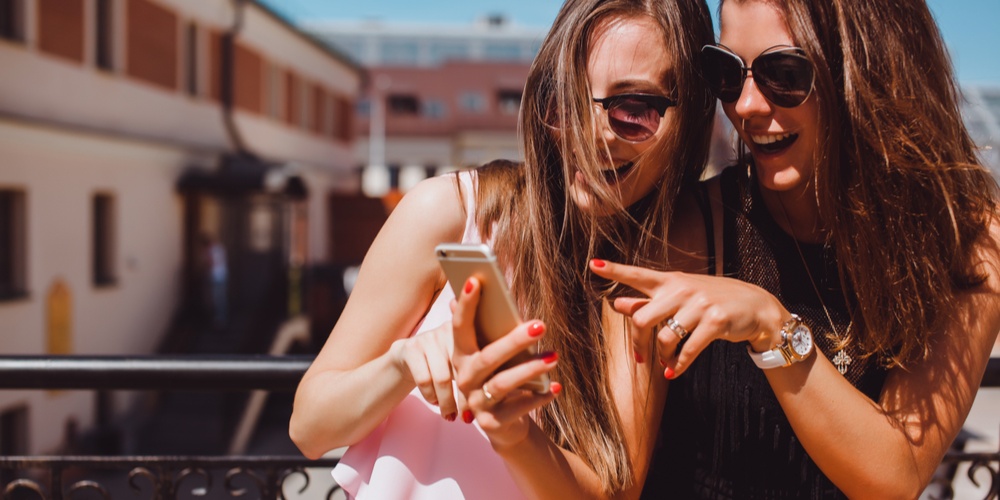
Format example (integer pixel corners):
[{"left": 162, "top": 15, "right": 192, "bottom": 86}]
[
  {"left": 0, "top": 0, "right": 361, "bottom": 454},
  {"left": 304, "top": 17, "right": 545, "bottom": 200}
]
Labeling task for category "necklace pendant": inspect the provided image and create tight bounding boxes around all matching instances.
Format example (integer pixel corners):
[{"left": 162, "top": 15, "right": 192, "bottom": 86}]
[{"left": 832, "top": 350, "right": 853, "bottom": 375}]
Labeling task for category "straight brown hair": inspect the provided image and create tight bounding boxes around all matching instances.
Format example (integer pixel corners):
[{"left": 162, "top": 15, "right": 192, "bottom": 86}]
[{"left": 468, "top": 0, "right": 714, "bottom": 494}]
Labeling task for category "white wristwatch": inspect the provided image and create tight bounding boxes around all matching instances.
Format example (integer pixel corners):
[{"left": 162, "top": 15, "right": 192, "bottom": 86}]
[{"left": 747, "top": 314, "right": 814, "bottom": 369}]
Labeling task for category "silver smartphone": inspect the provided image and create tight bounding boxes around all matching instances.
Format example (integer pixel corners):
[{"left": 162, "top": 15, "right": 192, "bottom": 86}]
[{"left": 435, "top": 243, "right": 551, "bottom": 394}]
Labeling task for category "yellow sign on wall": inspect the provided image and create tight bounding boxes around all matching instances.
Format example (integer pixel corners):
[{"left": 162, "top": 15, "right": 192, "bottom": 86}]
[{"left": 47, "top": 279, "right": 73, "bottom": 355}]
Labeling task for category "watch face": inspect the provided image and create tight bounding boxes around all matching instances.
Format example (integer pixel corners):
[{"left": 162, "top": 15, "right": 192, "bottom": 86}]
[{"left": 789, "top": 325, "right": 813, "bottom": 357}]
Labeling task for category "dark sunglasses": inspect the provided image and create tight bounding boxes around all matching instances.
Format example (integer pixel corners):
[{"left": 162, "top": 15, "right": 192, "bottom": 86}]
[
  {"left": 592, "top": 93, "right": 677, "bottom": 143},
  {"left": 700, "top": 44, "right": 815, "bottom": 108}
]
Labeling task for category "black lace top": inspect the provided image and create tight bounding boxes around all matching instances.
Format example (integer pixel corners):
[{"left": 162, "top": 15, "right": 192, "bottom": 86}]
[{"left": 641, "top": 167, "right": 889, "bottom": 499}]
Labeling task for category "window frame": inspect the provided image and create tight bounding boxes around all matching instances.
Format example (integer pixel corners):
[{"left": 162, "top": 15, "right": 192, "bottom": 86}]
[
  {"left": 0, "top": 188, "right": 27, "bottom": 301},
  {"left": 92, "top": 192, "right": 117, "bottom": 288}
]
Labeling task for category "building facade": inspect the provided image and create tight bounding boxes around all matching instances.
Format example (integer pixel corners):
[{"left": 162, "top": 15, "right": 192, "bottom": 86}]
[
  {"left": 304, "top": 17, "right": 544, "bottom": 196},
  {"left": 0, "top": 0, "right": 361, "bottom": 454}
]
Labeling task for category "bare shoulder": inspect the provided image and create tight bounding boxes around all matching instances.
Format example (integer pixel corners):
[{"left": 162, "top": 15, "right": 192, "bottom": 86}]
[{"left": 382, "top": 174, "right": 468, "bottom": 244}]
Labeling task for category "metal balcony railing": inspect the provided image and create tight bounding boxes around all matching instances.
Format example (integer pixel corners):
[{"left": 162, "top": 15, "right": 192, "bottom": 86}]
[{"left": 0, "top": 355, "right": 996, "bottom": 499}]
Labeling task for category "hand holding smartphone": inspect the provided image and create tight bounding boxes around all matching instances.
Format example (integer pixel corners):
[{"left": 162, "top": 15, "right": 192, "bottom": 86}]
[{"left": 436, "top": 243, "right": 551, "bottom": 394}]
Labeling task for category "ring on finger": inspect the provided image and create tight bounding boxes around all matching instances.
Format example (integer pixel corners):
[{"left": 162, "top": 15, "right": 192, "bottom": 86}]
[
  {"left": 664, "top": 317, "right": 689, "bottom": 340},
  {"left": 482, "top": 383, "right": 497, "bottom": 404}
]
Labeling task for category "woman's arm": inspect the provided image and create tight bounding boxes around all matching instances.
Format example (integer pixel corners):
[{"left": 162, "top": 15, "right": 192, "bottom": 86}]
[
  {"left": 289, "top": 175, "right": 467, "bottom": 459},
  {"left": 766, "top": 224, "right": 1000, "bottom": 498},
  {"left": 590, "top": 221, "right": 1000, "bottom": 498}
]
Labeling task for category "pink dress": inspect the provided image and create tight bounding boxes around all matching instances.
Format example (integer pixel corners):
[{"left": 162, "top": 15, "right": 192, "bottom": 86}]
[{"left": 331, "top": 171, "right": 526, "bottom": 499}]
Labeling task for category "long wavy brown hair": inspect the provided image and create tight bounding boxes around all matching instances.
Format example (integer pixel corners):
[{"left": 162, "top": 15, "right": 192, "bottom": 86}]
[
  {"left": 727, "top": 0, "right": 998, "bottom": 366},
  {"left": 464, "top": 0, "right": 714, "bottom": 494}
]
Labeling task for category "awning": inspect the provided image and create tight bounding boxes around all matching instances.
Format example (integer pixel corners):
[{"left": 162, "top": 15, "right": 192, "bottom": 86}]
[{"left": 178, "top": 154, "right": 308, "bottom": 200}]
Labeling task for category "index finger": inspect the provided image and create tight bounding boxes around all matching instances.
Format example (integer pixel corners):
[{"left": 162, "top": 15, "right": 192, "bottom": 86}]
[{"left": 589, "top": 259, "right": 669, "bottom": 296}]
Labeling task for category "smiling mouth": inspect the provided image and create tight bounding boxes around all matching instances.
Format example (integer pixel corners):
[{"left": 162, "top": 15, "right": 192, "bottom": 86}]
[
  {"left": 750, "top": 132, "right": 799, "bottom": 155},
  {"left": 601, "top": 162, "right": 636, "bottom": 184}
]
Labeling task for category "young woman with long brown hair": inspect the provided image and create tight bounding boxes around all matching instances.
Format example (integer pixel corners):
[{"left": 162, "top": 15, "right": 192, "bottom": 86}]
[
  {"left": 593, "top": 0, "right": 1000, "bottom": 497},
  {"left": 289, "top": 0, "right": 715, "bottom": 497}
]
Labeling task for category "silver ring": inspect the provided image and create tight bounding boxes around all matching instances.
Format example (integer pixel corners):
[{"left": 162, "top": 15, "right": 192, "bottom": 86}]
[
  {"left": 665, "top": 317, "right": 689, "bottom": 340},
  {"left": 482, "top": 384, "right": 496, "bottom": 403}
]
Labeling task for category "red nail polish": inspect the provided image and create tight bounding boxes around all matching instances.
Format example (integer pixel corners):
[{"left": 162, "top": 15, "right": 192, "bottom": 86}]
[
  {"left": 462, "top": 410, "right": 474, "bottom": 424},
  {"left": 591, "top": 258, "right": 606, "bottom": 268},
  {"left": 664, "top": 367, "right": 675, "bottom": 379},
  {"left": 541, "top": 351, "right": 558, "bottom": 364},
  {"left": 550, "top": 382, "right": 562, "bottom": 395},
  {"left": 528, "top": 322, "right": 545, "bottom": 337},
  {"left": 444, "top": 412, "right": 456, "bottom": 422},
  {"left": 464, "top": 279, "right": 474, "bottom": 294},
  {"left": 634, "top": 351, "right": 644, "bottom": 364}
]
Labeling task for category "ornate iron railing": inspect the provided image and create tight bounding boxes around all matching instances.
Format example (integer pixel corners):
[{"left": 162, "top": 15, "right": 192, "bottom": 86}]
[
  {"left": 0, "top": 355, "right": 996, "bottom": 499},
  {"left": 0, "top": 456, "right": 340, "bottom": 500}
]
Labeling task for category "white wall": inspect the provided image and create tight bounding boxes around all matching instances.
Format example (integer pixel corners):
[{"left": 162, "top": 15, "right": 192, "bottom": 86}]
[{"left": 0, "top": 118, "right": 193, "bottom": 452}]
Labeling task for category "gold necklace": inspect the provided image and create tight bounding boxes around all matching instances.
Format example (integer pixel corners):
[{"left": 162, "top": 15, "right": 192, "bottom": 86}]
[{"left": 777, "top": 198, "right": 854, "bottom": 375}]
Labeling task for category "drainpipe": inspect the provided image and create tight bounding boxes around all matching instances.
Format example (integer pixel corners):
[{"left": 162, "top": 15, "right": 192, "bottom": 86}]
[{"left": 221, "top": 0, "right": 254, "bottom": 159}]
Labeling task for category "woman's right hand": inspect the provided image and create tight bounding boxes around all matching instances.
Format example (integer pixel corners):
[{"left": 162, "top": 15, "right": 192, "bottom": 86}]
[
  {"left": 450, "top": 277, "right": 561, "bottom": 450},
  {"left": 387, "top": 321, "right": 461, "bottom": 422}
]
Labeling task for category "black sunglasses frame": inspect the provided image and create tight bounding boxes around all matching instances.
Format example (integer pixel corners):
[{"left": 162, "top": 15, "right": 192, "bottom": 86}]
[
  {"left": 701, "top": 44, "right": 815, "bottom": 108},
  {"left": 591, "top": 93, "right": 677, "bottom": 143}
]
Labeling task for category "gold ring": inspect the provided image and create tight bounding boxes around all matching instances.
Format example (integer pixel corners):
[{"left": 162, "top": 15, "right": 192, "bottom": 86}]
[{"left": 665, "top": 317, "right": 689, "bottom": 340}]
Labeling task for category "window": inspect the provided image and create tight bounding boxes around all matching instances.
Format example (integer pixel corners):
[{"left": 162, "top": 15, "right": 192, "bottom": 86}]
[
  {"left": 423, "top": 99, "right": 446, "bottom": 119},
  {"left": 497, "top": 90, "right": 522, "bottom": 115},
  {"left": 459, "top": 92, "right": 486, "bottom": 113},
  {"left": 93, "top": 194, "right": 116, "bottom": 286},
  {"left": 185, "top": 22, "right": 199, "bottom": 96},
  {"left": 0, "top": 406, "right": 28, "bottom": 455},
  {"left": 266, "top": 64, "right": 283, "bottom": 119},
  {"left": 380, "top": 40, "right": 418, "bottom": 65},
  {"left": 483, "top": 42, "right": 523, "bottom": 61},
  {"left": 388, "top": 94, "right": 419, "bottom": 115},
  {"left": 94, "top": 0, "right": 114, "bottom": 70},
  {"left": 0, "top": 0, "right": 25, "bottom": 43},
  {"left": 429, "top": 42, "right": 469, "bottom": 64},
  {"left": 0, "top": 190, "right": 26, "bottom": 300},
  {"left": 355, "top": 98, "right": 371, "bottom": 118}
]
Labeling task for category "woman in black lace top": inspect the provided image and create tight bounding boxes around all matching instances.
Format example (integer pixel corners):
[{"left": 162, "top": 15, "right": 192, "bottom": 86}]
[{"left": 591, "top": 0, "right": 1000, "bottom": 497}]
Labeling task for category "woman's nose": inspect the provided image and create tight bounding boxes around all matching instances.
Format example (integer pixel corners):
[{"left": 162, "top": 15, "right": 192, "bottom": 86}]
[
  {"left": 733, "top": 74, "right": 774, "bottom": 119},
  {"left": 593, "top": 107, "right": 618, "bottom": 145}
]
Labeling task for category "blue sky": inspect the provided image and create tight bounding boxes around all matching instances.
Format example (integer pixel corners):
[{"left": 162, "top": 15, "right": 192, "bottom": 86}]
[{"left": 268, "top": 0, "right": 999, "bottom": 85}]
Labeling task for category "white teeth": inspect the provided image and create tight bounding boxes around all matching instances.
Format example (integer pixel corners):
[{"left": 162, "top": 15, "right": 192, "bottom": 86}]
[{"left": 750, "top": 133, "right": 793, "bottom": 145}]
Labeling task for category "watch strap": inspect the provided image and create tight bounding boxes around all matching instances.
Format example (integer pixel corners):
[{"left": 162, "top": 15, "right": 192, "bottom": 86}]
[
  {"left": 747, "top": 344, "right": 790, "bottom": 369},
  {"left": 746, "top": 314, "right": 802, "bottom": 369}
]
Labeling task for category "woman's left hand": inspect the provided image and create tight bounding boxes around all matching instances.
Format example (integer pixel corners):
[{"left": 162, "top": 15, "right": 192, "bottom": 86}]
[
  {"left": 590, "top": 259, "right": 789, "bottom": 378},
  {"left": 449, "top": 277, "right": 561, "bottom": 451}
]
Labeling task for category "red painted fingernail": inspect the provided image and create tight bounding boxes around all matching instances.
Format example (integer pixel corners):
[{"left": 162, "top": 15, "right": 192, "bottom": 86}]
[
  {"left": 528, "top": 322, "right": 545, "bottom": 337},
  {"left": 462, "top": 410, "right": 474, "bottom": 424},
  {"left": 444, "top": 412, "right": 456, "bottom": 422},
  {"left": 591, "top": 259, "right": 606, "bottom": 268},
  {"left": 664, "top": 367, "right": 675, "bottom": 379},
  {"left": 634, "top": 351, "right": 644, "bottom": 364},
  {"left": 550, "top": 382, "right": 562, "bottom": 395},
  {"left": 541, "top": 351, "right": 558, "bottom": 364},
  {"left": 464, "top": 278, "right": 474, "bottom": 294}
]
